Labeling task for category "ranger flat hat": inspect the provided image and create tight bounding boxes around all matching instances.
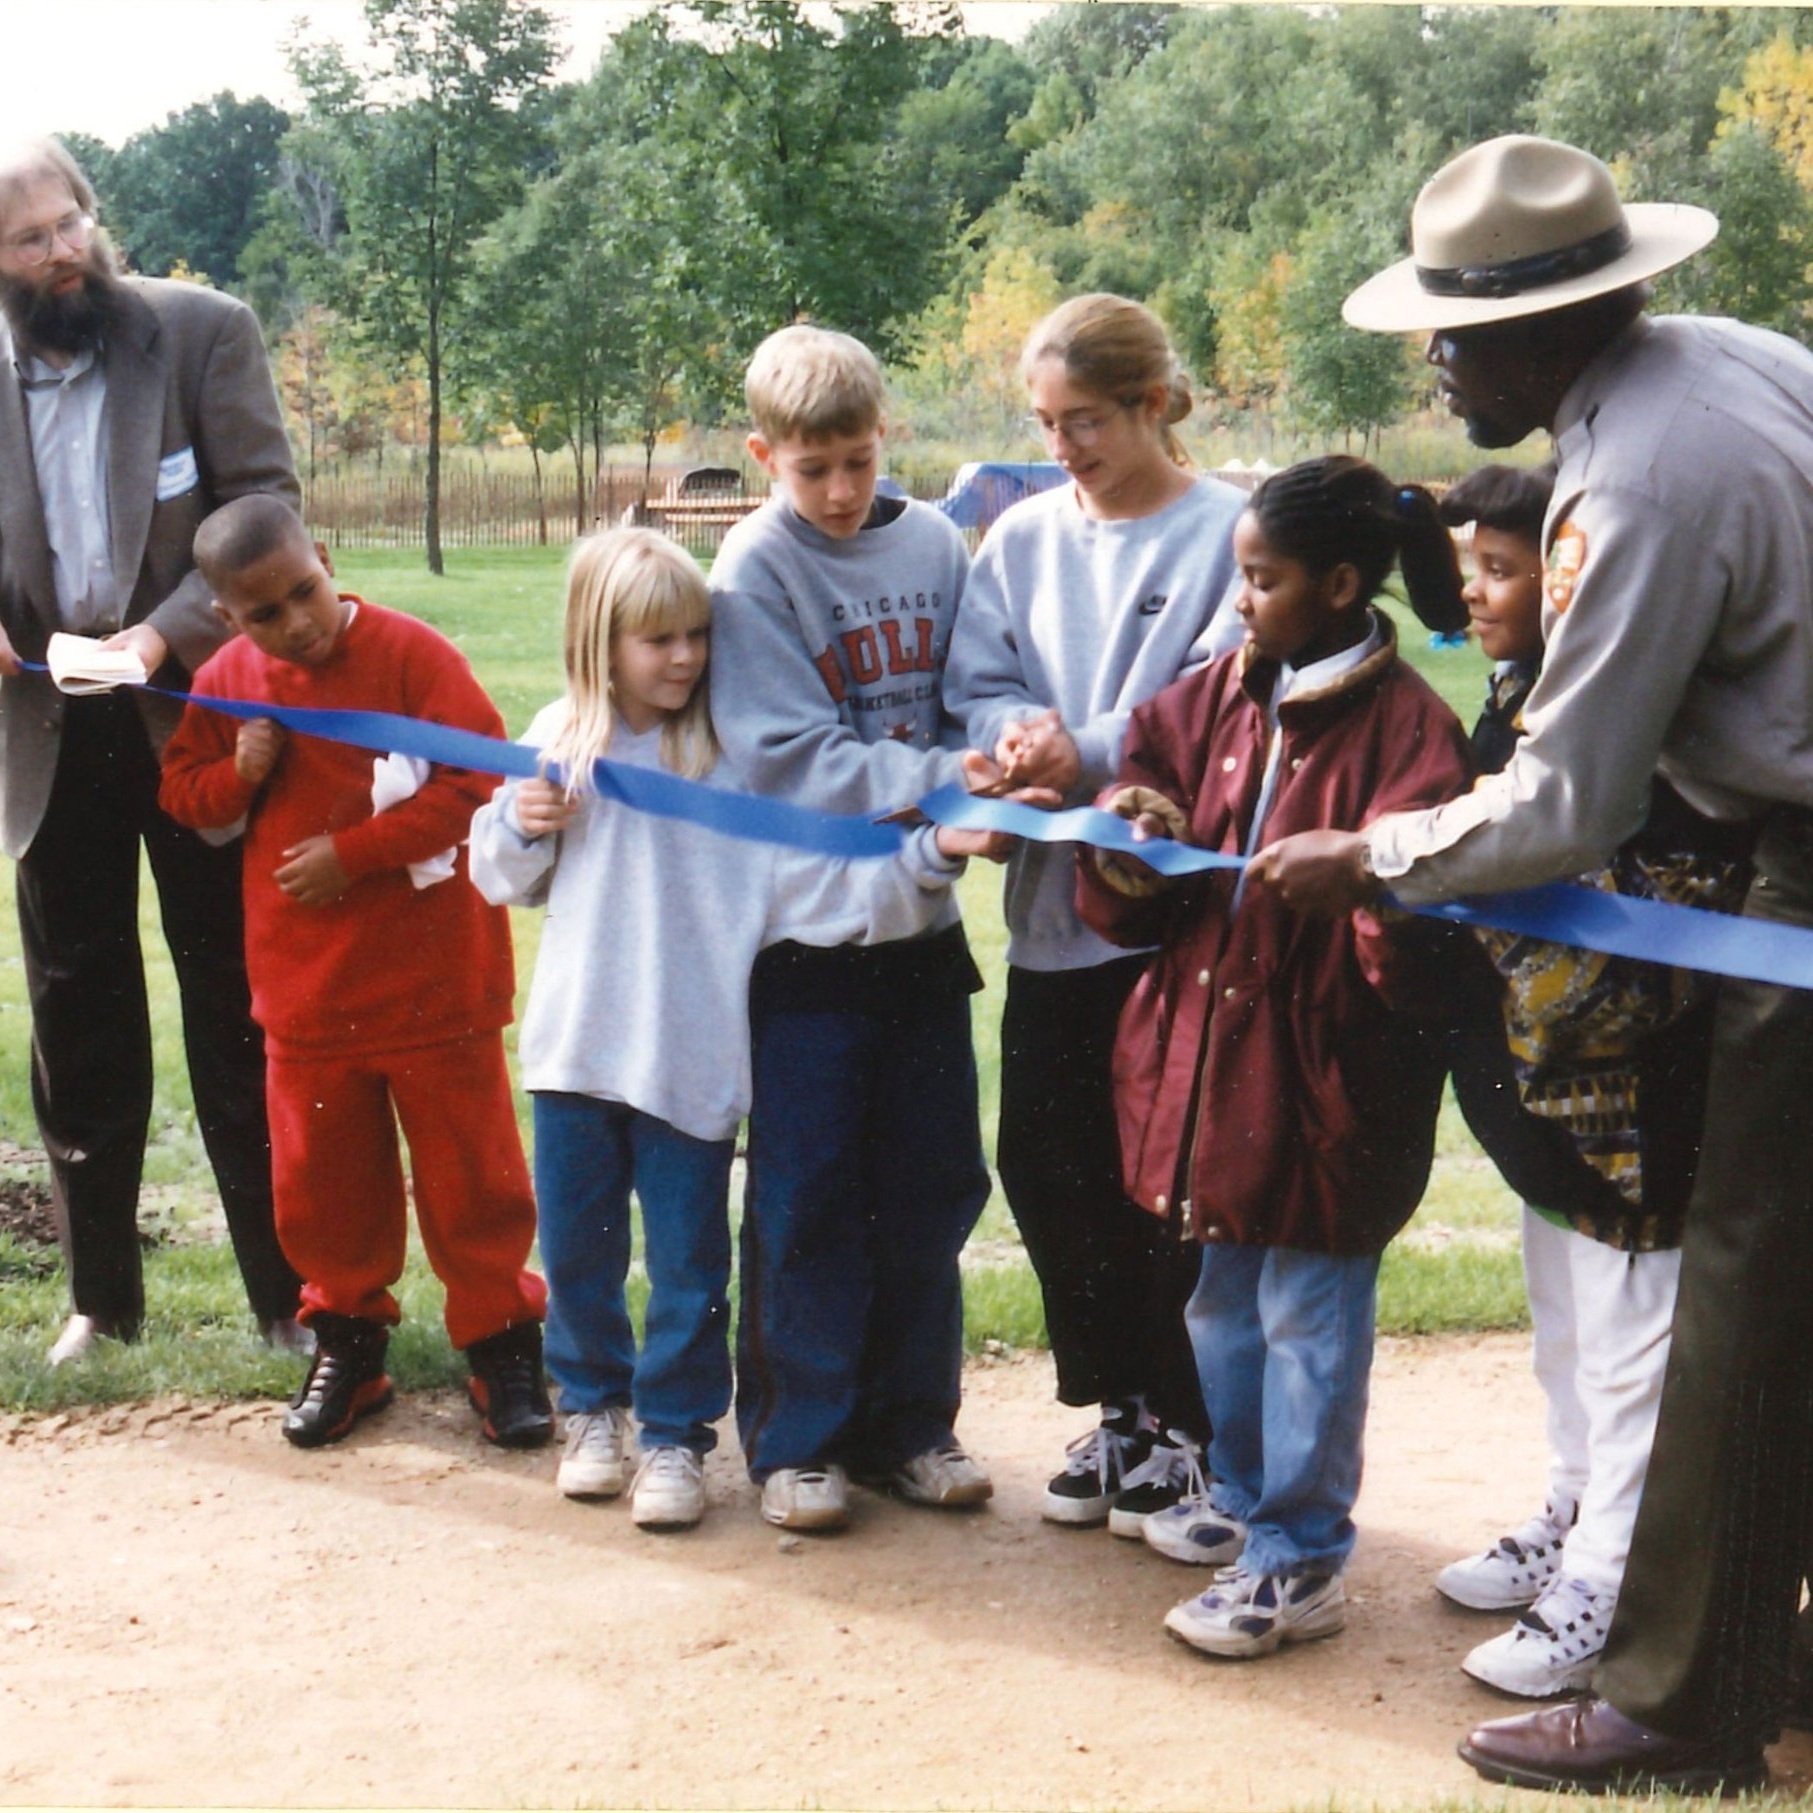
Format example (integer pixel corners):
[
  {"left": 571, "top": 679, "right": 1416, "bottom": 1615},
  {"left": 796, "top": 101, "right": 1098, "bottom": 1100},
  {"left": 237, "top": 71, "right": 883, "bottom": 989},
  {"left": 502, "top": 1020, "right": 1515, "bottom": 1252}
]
[{"left": 1344, "top": 135, "right": 1718, "bottom": 332}]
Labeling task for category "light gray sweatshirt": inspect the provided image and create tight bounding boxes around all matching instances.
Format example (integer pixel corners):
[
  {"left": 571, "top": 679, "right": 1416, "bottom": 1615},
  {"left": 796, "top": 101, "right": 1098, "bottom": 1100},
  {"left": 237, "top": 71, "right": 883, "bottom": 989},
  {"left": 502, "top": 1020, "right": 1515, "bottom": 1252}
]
[
  {"left": 468, "top": 713, "right": 961, "bottom": 1143},
  {"left": 708, "top": 496, "right": 971, "bottom": 938},
  {"left": 942, "top": 475, "right": 1247, "bottom": 970}
]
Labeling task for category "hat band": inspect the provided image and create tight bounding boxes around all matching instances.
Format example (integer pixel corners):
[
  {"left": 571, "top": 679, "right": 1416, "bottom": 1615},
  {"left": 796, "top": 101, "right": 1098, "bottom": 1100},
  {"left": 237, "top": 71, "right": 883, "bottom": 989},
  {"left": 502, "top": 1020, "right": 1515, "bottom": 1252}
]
[{"left": 1415, "top": 221, "right": 1632, "bottom": 300}]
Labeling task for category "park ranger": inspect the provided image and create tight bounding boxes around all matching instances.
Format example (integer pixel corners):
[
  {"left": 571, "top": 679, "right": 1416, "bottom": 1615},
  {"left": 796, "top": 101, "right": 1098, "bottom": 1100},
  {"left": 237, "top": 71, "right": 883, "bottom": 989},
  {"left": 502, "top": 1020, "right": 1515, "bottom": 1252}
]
[{"left": 1249, "top": 134, "right": 1813, "bottom": 1797}]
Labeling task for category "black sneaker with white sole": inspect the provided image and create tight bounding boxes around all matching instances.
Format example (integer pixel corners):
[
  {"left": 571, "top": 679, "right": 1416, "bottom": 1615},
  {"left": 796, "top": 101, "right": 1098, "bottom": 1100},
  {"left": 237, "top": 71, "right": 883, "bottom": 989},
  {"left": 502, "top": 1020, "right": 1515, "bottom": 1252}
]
[
  {"left": 1108, "top": 1430, "right": 1210, "bottom": 1539},
  {"left": 1043, "top": 1407, "right": 1152, "bottom": 1526}
]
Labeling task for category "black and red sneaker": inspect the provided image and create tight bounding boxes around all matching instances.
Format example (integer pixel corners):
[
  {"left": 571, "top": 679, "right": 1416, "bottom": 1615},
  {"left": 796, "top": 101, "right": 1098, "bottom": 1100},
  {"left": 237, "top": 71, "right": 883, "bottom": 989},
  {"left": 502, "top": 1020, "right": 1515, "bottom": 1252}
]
[
  {"left": 465, "top": 1321, "right": 554, "bottom": 1449},
  {"left": 282, "top": 1314, "right": 394, "bottom": 1449}
]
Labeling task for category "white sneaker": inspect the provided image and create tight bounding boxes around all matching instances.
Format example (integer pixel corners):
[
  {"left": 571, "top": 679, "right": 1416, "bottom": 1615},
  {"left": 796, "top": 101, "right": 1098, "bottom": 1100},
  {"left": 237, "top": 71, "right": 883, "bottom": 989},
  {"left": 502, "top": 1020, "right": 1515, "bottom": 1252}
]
[
  {"left": 761, "top": 1464, "right": 849, "bottom": 1531},
  {"left": 1142, "top": 1496, "right": 1247, "bottom": 1566},
  {"left": 1164, "top": 1565, "right": 1346, "bottom": 1659},
  {"left": 887, "top": 1444, "right": 994, "bottom": 1508},
  {"left": 47, "top": 1314, "right": 112, "bottom": 1366},
  {"left": 630, "top": 1445, "right": 706, "bottom": 1529},
  {"left": 557, "top": 1407, "right": 631, "bottom": 1499},
  {"left": 1437, "top": 1497, "right": 1577, "bottom": 1610},
  {"left": 1109, "top": 1432, "right": 1209, "bottom": 1538},
  {"left": 1462, "top": 1573, "right": 1616, "bottom": 1698}
]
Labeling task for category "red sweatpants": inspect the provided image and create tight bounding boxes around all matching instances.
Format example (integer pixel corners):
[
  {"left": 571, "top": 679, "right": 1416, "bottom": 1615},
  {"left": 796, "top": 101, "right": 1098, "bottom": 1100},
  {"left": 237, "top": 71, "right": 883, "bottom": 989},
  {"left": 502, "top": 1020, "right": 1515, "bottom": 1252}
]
[{"left": 266, "top": 1033, "right": 545, "bottom": 1351}]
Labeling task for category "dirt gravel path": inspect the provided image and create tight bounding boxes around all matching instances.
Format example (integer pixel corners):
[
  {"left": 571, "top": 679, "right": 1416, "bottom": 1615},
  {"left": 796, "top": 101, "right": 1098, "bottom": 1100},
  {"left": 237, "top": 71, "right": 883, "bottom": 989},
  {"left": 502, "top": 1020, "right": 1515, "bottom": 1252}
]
[{"left": 3, "top": 1333, "right": 1809, "bottom": 1810}]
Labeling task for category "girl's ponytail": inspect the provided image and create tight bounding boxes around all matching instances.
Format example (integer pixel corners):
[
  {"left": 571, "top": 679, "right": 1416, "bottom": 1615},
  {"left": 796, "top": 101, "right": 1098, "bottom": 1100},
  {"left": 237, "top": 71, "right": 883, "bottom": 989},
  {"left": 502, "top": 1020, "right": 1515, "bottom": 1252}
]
[{"left": 1392, "top": 484, "right": 1467, "bottom": 634}]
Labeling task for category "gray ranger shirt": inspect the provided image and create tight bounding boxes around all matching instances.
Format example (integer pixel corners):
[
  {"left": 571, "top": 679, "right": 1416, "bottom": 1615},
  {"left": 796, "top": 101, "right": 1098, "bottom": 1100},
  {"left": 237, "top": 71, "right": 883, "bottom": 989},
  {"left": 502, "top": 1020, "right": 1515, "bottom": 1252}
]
[{"left": 1372, "top": 314, "right": 1813, "bottom": 903}]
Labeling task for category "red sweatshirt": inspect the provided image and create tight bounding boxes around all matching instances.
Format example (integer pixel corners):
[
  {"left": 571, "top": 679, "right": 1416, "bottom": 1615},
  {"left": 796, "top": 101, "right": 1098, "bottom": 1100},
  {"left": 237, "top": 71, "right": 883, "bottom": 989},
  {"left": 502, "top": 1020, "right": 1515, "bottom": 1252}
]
[{"left": 159, "top": 597, "right": 515, "bottom": 1058}]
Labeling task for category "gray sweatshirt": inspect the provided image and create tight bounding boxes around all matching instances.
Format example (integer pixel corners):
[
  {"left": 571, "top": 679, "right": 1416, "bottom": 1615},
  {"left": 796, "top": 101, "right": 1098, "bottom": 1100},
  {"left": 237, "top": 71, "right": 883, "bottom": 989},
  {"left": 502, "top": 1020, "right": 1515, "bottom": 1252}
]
[
  {"left": 942, "top": 475, "right": 1247, "bottom": 971},
  {"left": 468, "top": 713, "right": 961, "bottom": 1143},
  {"left": 708, "top": 497, "right": 971, "bottom": 943}
]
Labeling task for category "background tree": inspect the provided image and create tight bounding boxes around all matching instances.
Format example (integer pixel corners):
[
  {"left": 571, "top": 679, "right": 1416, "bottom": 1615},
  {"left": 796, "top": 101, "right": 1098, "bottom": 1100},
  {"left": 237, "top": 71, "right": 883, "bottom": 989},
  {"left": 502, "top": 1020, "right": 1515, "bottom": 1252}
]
[
  {"left": 607, "top": 0, "right": 963, "bottom": 359},
  {"left": 1690, "top": 119, "right": 1813, "bottom": 332},
  {"left": 56, "top": 133, "right": 117, "bottom": 205},
  {"left": 956, "top": 242, "right": 1063, "bottom": 438},
  {"left": 289, "top": 0, "right": 557, "bottom": 571},
  {"left": 1529, "top": 8, "right": 1747, "bottom": 199},
  {"left": 274, "top": 304, "right": 342, "bottom": 485},
  {"left": 45, "top": 2, "right": 1813, "bottom": 500},
  {"left": 104, "top": 94, "right": 290, "bottom": 284},
  {"left": 895, "top": 35, "right": 1037, "bottom": 233},
  {"left": 468, "top": 134, "right": 730, "bottom": 525},
  {"left": 1202, "top": 239, "right": 1291, "bottom": 414},
  {"left": 1273, "top": 143, "right": 1436, "bottom": 450},
  {"left": 1721, "top": 31, "right": 1813, "bottom": 183}
]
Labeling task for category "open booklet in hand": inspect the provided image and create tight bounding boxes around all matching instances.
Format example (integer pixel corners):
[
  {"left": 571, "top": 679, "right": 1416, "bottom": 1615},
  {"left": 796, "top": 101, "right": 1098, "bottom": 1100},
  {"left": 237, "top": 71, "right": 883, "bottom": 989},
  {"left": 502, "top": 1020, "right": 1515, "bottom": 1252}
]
[{"left": 45, "top": 632, "right": 148, "bottom": 695}]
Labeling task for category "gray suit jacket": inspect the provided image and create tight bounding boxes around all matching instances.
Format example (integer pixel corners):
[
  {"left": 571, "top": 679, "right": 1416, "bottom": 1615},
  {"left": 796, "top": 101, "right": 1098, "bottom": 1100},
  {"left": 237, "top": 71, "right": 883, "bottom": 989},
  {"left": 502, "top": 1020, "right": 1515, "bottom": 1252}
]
[{"left": 0, "top": 277, "right": 298, "bottom": 857}]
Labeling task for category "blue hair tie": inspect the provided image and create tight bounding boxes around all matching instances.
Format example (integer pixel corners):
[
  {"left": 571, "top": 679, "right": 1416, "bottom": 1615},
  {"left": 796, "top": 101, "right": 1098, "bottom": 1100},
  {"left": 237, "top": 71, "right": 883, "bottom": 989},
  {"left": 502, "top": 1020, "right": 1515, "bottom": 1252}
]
[{"left": 1395, "top": 485, "right": 1420, "bottom": 516}]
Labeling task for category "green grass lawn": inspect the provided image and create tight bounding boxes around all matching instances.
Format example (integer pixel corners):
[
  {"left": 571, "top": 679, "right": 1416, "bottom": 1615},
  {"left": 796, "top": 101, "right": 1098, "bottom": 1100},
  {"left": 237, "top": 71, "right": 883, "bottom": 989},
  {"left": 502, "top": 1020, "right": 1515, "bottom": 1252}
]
[{"left": 0, "top": 544, "right": 1527, "bottom": 1409}]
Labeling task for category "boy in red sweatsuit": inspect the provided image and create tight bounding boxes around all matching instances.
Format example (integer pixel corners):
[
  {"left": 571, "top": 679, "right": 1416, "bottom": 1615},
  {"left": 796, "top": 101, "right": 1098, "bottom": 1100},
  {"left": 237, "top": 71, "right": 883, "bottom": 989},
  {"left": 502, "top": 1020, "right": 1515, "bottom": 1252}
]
[{"left": 160, "top": 494, "right": 549, "bottom": 1451}]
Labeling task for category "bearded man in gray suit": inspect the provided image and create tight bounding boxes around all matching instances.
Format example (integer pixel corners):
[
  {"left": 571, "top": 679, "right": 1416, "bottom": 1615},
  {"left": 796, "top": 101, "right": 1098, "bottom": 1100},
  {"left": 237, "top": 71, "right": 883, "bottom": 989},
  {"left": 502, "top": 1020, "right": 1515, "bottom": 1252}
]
[{"left": 0, "top": 137, "right": 302, "bottom": 1361}]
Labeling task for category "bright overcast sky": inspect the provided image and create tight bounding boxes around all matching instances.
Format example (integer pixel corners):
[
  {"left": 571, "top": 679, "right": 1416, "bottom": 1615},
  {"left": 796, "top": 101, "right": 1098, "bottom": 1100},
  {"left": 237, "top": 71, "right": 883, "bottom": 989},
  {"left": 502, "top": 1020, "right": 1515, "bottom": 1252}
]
[{"left": 12, "top": 1, "right": 1057, "bottom": 145}]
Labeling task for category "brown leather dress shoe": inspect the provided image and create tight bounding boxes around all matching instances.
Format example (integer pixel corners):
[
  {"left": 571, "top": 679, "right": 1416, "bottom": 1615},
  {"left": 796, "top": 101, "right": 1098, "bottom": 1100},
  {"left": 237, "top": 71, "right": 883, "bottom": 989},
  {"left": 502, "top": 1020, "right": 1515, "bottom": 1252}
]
[{"left": 1458, "top": 1697, "right": 1767, "bottom": 1796}]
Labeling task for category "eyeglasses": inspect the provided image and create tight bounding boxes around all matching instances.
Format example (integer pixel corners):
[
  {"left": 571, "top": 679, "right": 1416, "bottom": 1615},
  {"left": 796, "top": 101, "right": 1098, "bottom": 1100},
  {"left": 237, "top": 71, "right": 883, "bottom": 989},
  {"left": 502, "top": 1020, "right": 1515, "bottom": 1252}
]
[
  {"left": 5, "top": 211, "right": 95, "bottom": 268},
  {"left": 1023, "top": 400, "right": 1136, "bottom": 448}
]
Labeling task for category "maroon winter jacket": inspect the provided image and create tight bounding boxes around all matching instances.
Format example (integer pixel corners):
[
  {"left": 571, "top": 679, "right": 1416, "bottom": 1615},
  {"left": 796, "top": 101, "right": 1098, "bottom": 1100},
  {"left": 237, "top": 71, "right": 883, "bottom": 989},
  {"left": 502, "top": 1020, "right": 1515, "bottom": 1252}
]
[{"left": 1076, "top": 617, "right": 1474, "bottom": 1255}]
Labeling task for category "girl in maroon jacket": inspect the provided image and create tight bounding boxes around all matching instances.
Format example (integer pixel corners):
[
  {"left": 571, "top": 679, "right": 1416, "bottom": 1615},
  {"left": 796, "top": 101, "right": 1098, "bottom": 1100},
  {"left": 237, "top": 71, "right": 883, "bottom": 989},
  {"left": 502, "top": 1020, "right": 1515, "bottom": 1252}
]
[{"left": 1075, "top": 456, "right": 1473, "bottom": 1660}]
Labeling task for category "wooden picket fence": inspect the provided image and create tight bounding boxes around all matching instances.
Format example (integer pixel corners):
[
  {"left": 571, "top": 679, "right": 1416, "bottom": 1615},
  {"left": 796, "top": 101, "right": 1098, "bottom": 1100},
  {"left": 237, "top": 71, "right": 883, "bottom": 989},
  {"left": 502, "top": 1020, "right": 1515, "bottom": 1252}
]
[
  {"left": 303, "top": 460, "right": 1353, "bottom": 557},
  {"left": 305, "top": 470, "right": 586, "bottom": 550},
  {"left": 304, "top": 464, "right": 942, "bottom": 556}
]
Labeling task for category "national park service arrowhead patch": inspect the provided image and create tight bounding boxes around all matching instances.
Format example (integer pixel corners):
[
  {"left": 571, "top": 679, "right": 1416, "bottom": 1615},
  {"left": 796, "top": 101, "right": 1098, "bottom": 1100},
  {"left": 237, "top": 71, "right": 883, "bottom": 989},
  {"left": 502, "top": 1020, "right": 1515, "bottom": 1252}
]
[{"left": 1546, "top": 520, "right": 1587, "bottom": 614}]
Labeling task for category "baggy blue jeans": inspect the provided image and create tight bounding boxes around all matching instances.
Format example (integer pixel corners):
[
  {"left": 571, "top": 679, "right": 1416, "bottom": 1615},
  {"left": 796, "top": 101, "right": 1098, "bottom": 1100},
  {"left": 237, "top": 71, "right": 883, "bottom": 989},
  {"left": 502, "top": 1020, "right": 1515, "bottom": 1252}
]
[
  {"left": 532, "top": 1092, "right": 733, "bottom": 1452},
  {"left": 1188, "top": 1243, "right": 1381, "bottom": 1577},
  {"left": 735, "top": 992, "right": 990, "bottom": 1480}
]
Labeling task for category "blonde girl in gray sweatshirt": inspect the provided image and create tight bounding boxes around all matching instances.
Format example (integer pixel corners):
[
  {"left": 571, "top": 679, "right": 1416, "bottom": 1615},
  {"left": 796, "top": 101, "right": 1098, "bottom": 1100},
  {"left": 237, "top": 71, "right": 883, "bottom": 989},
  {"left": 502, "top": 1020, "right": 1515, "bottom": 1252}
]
[{"left": 470, "top": 529, "right": 983, "bottom": 1532}]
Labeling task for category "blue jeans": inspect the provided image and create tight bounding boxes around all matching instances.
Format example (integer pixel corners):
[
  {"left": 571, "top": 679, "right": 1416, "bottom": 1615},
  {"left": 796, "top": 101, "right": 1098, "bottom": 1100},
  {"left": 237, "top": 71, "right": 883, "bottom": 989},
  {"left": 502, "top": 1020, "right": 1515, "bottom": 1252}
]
[
  {"left": 1188, "top": 1244, "right": 1381, "bottom": 1577},
  {"left": 736, "top": 992, "right": 990, "bottom": 1479},
  {"left": 532, "top": 1093, "right": 733, "bottom": 1452}
]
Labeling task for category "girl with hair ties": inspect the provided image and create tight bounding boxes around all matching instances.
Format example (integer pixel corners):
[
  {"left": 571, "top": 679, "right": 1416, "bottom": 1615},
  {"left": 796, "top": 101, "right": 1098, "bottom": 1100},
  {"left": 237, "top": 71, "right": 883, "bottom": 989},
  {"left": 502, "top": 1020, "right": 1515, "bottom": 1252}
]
[
  {"left": 943, "top": 293, "right": 1247, "bottom": 1535},
  {"left": 1074, "top": 454, "right": 1474, "bottom": 1657}
]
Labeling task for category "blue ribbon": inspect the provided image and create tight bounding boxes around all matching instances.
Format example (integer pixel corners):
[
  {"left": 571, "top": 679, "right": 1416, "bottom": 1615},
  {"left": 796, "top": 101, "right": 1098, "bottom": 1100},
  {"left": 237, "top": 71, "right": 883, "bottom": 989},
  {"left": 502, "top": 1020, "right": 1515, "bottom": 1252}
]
[
  {"left": 916, "top": 782, "right": 1812, "bottom": 990},
  {"left": 26, "top": 662, "right": 1813, "bottom": 989},
  {"left": 916, "top": 783, "right": 1247, "bottom": 880},
  {"left": 161, "top": 689, "right": 903, "bottom": 860},
  {"left": 1412, "top": 884, "right": 1813, "bottom": 990}
]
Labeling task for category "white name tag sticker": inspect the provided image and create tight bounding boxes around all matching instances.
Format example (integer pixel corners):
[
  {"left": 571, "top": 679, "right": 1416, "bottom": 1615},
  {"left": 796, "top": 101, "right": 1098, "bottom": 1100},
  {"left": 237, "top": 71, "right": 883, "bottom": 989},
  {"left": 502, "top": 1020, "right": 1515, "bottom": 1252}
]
[{"left": 155, "top": 446, "right": 199, "bottom": 501}]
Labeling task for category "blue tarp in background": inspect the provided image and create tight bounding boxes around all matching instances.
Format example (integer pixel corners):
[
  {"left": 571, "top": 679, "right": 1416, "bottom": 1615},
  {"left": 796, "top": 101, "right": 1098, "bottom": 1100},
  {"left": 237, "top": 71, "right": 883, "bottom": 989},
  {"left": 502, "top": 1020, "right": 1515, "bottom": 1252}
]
[{"left": 932, "top": 461, "right": 1067, "bottom": 530}]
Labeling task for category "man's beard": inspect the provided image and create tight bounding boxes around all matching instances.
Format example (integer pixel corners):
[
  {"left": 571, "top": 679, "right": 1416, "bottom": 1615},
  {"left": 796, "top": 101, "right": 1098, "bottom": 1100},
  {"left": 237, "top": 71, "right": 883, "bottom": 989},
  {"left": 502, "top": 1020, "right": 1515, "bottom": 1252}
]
[{"left": 1, "top": 261, "right": 124, "bottom": 358}]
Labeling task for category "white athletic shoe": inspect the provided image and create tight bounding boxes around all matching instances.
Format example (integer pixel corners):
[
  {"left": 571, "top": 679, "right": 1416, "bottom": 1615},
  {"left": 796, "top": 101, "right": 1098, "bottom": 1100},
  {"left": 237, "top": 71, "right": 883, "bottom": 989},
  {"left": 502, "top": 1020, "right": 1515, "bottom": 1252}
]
[
  {"left": 47, "top": 1314, "right": 113, "bottom": 1366},
  {"left": 1436, "top": 1497, "right": 1577, "bottom": 1610},
  {"left": 630, "top": 1445, "right": 706, "bottom": 1529},
  {"left": 887, "top": 1443, "right": 994, "bottom": 1508},
  {"left": 557, "top": 1407, "right": 631, "bottom": 1499},
  {"left": 1164, "top": 1565, "right": 1347, "bottom": 1659},
  {"left": 1142, "top": 1497, "right": 1247, "bottom": 1567},
  {"left": 1462, "top": 1573, "right": 1616, "bottom": 1698},
  {"left": 761, "top": 1464, "right": 850, "bottom": 1531}
]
